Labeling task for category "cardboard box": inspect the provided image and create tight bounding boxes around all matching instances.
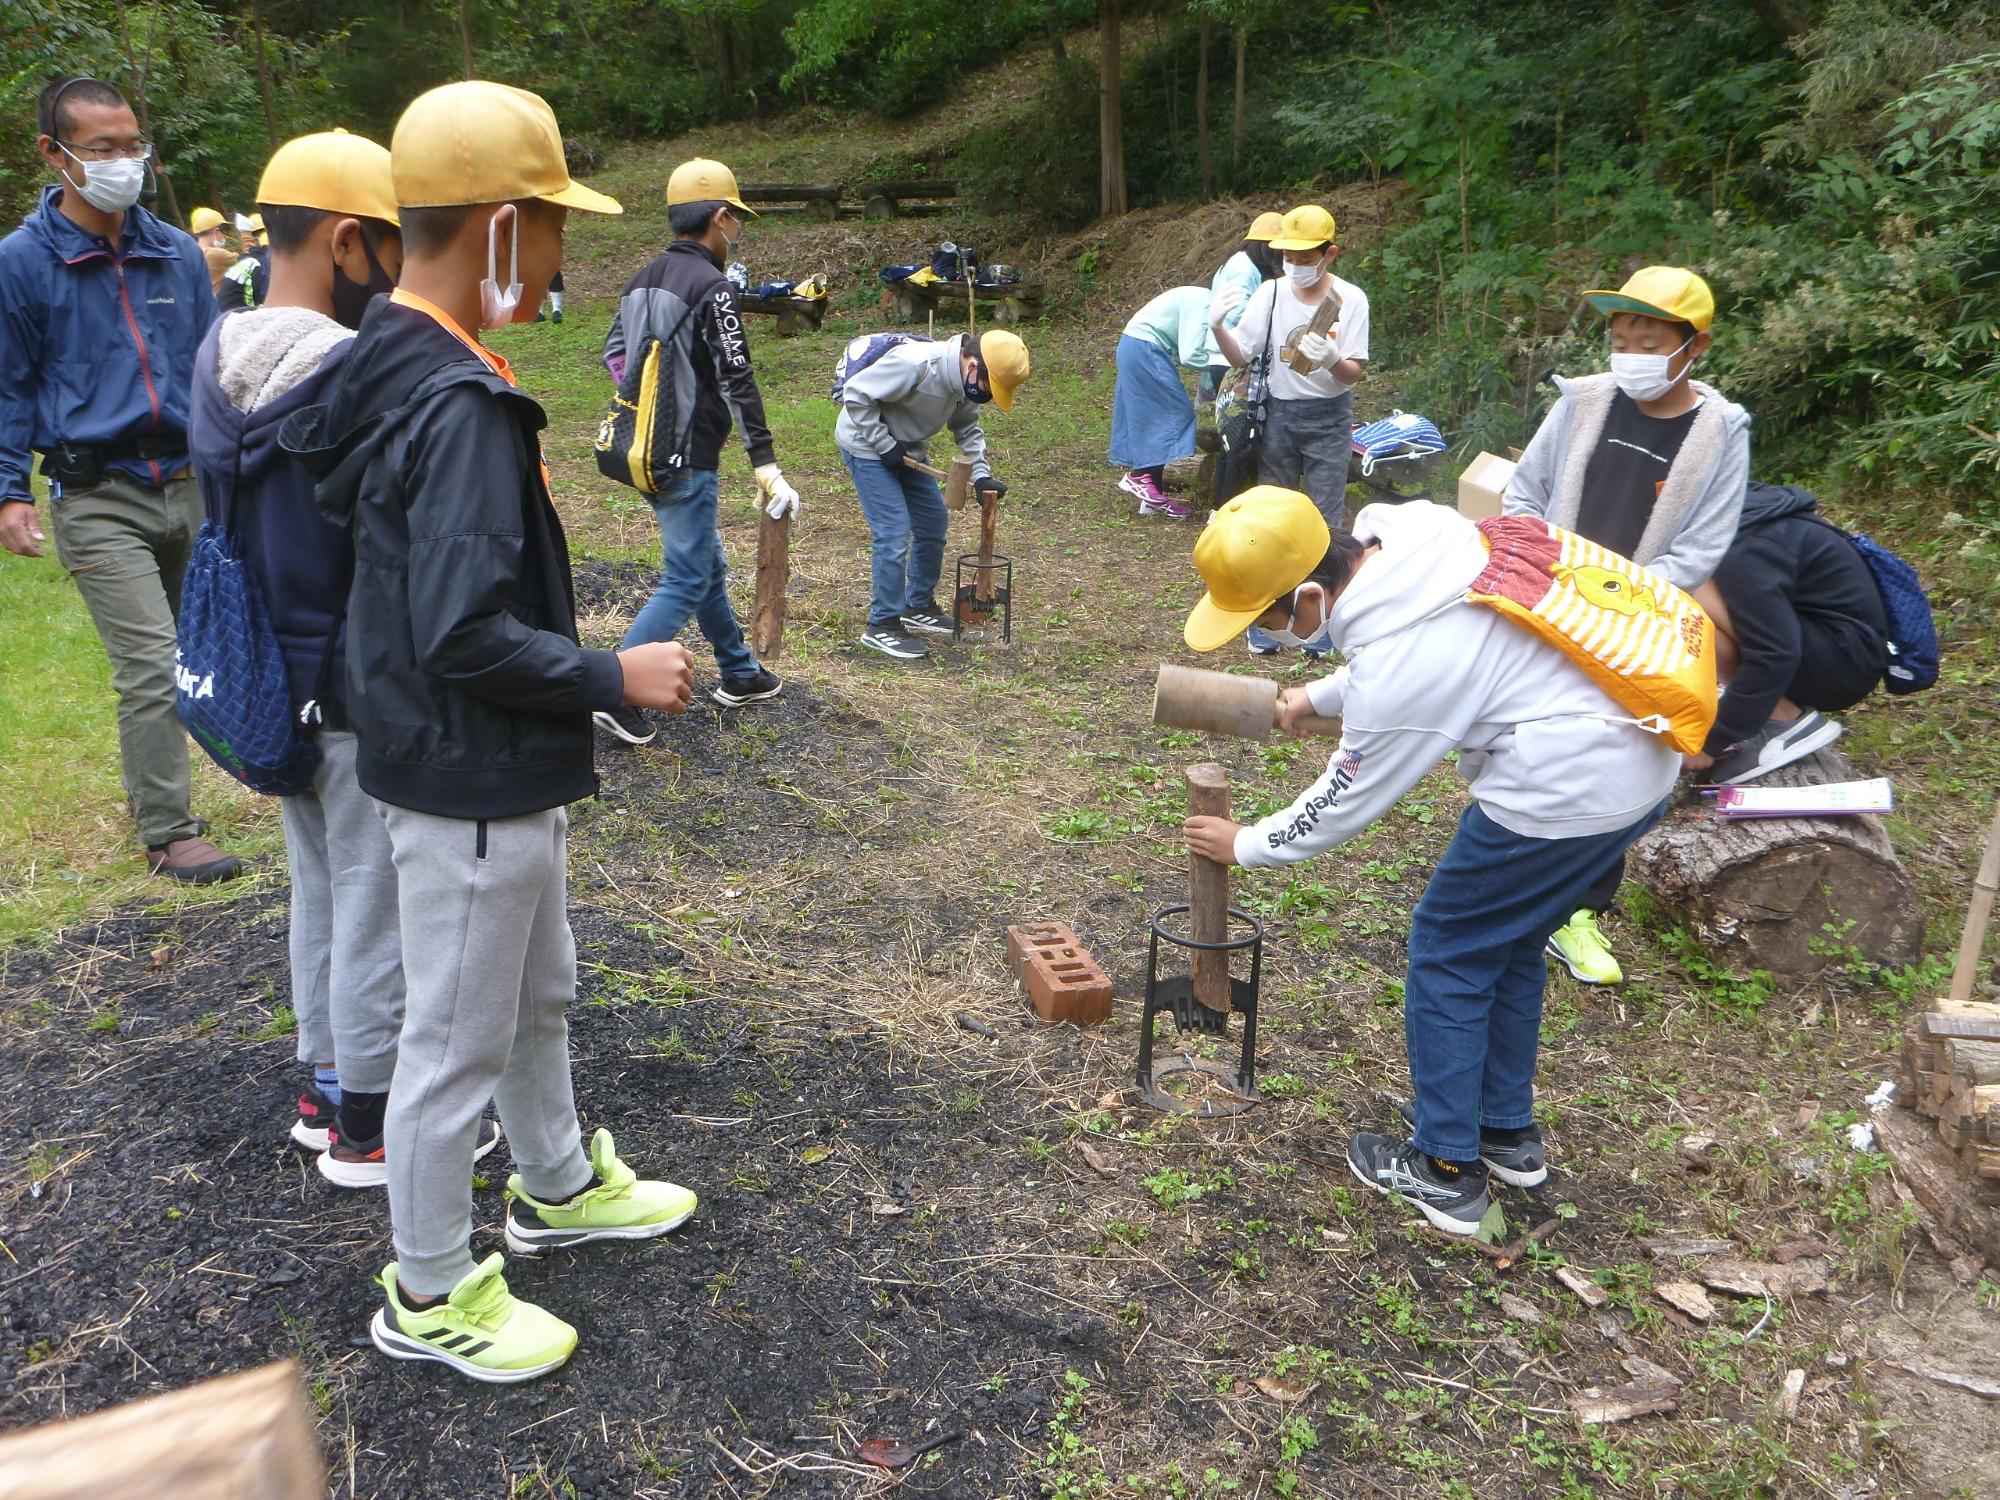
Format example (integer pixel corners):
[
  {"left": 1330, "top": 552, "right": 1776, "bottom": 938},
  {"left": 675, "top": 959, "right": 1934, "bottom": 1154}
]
[{"left": 1457, "top": 451, "right": 1517, "bottom": 520}]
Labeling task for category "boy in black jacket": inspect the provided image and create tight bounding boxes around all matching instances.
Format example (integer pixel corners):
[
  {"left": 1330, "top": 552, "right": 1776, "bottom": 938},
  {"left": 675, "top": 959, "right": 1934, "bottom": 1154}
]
[
  {"left": 593, "top": 156, "right": 799, "bottom": 746},
  {"left": 287, "top": 82, "right": 699, "bottom": 1384},
  {"left": 188, "top": 129, "right": 409, "bottom": 1162},
  {"left": 1688, "top": 481, "right": 1888, "bottom": 785}
]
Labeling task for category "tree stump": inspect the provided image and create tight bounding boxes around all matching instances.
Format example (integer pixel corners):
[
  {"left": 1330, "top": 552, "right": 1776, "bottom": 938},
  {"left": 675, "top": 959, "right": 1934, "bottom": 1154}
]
[{"left": 1628, "top": 747, "right": 1919, "bottom": 979}]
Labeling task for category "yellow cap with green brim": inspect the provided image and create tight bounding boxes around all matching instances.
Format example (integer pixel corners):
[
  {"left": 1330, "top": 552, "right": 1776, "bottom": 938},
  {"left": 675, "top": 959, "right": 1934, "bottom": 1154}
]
[{"left": 1582, "top": 266, "right": 1714, "bottom": 332}]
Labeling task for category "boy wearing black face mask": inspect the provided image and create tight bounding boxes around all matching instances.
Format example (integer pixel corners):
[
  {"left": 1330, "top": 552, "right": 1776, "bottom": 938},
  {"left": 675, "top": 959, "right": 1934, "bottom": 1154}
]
[
  {"left": 187, "top": 130, "right": 409, "bottom": 1157},
  {"left": 1502, "top": 266, "right": 1751, "bottom": 989}
]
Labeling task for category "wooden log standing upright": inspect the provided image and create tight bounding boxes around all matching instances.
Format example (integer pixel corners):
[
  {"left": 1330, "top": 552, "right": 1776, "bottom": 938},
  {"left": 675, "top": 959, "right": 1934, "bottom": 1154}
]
[
  {"left": 1187, "top": 763, "right": 1232, "bottom": 1014},
  {"left": 0, "top": 1360, "right": 322, "bottom": 1500},
  {"left": 1887, "top": 790, "right": 2000, "bottom": 1254},
  {"left": 1628, "top": 748, "right": 1919, "bottom": 978},
  {"left": 750, "top": 508, "right": 791, "bottom": 661}
]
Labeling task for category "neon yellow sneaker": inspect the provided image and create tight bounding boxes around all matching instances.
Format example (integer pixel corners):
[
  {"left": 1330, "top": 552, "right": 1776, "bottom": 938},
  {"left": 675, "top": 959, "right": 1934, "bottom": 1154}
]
[
  {"left": 504, "top": 1129, "right": 698, "bottom": 1257},
  {"left": 369, "top": 1255, "right": 576, "bottom": 1384},
  {"left": 1545, "top": 909, "right": 1623, "bottom": 986}
]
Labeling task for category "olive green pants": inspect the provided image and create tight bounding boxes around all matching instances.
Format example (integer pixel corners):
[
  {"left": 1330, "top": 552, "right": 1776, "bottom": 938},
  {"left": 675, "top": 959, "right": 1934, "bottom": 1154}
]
[{"left": 47, "top": 471, "right": 203, "bottom": 848}]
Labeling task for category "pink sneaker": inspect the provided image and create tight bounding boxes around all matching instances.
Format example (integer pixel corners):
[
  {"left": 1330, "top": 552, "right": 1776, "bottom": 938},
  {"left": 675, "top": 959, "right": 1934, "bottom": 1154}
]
[
  {"left": 1117, "top": 472, "right": 1157, "bottom": 507},
  {"left": 1140, "top": 493, "right": 1191, "bottom": 520}
]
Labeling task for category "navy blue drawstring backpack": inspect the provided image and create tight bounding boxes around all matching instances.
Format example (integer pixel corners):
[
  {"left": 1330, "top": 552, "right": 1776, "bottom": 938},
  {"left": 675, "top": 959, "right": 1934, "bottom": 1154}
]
[{"left": 175, "top": 444, "right": 338, "bottom": 795}]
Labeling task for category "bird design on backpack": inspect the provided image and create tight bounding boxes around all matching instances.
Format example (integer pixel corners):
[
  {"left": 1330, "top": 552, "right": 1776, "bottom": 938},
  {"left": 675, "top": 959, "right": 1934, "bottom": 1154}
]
[{"left": 1555, "top": 564, "right": 1658, "bottom": 618}]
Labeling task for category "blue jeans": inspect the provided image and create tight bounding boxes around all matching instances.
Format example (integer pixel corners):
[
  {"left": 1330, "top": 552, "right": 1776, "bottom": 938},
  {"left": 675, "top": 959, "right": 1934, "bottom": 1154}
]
[
  {"left": 843, "top": 448, "right": 948, "bottom": 627},
  {"left": 620, "top": 469, "right": 759, "bottom": 679},
  {"left": 1404, "top": 798, "right": 1667, "bottom": 1163}
]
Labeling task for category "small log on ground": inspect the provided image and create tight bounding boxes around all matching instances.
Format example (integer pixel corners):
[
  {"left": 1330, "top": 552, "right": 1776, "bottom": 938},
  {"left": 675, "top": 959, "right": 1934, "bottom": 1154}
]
[
  {"left": 0, "top": 1360, "right": 322, "bottom": 1499},
  {"left": 1628, "top": 747, "right": 1919, "bottom": 979}
]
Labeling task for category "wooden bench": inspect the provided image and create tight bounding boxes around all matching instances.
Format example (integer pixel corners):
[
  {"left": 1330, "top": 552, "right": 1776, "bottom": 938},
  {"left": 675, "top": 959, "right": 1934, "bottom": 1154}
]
[
  {"left": 854, "top": 178, "right": 959, "bottom": 219},
  {"left": 739, "top": 183, "right": 842, "bottom": 221},
  {"left": 738, "top": 289, "right": 829, "bottom": 336},
  {"left": 886, "top": 277, "right": 1044, "bottom": 327}
]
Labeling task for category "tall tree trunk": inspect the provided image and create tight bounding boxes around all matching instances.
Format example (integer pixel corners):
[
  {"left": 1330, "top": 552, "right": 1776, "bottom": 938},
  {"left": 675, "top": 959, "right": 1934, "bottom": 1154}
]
[
  {"left": 1047, "top": 6, "right": 1067, "bottom": 62},
  {"left": 1098, "top": 0, "right": 1127, "bottom": 218},
  {"left": 1197, "top": 14, "right": 1212, "bottom": 200},
  {"left": 1232, "top": 26, "right": 1246, "bottom": 173},
  {"left": 115, "top": 0, "right": 182, "bottom": 223},
  {"left": 248, "top": 0, "right": 279, "bottom": 149},
  {"left": 457, "top": 0, "right": 476, "bottom": 78},
  {"left": 716, "top": 15, "right": 736, "bottom": 98}
]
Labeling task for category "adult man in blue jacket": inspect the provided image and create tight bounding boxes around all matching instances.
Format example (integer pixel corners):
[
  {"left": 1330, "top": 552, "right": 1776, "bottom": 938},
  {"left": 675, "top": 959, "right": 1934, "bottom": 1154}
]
[{"left": 0, "top": 76, "right": 238, "bottom": 881}]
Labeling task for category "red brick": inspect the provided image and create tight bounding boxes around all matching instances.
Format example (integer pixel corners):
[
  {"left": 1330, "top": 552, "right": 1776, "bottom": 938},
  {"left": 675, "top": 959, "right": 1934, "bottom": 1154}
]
[{"left": 1005, "top": 921, "right": 1113, "bottom": 1026}]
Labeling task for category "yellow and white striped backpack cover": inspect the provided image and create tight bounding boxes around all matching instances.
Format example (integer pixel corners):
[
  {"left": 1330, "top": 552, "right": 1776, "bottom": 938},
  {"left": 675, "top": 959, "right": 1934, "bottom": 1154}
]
[{"left": 1468, "top": 515, "right": 1718, "bottom": 754}]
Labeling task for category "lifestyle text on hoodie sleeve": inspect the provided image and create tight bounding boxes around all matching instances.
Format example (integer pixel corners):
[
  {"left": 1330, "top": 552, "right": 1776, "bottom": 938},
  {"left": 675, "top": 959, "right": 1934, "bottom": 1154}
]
[
  {"left": 1233, "top": 722, "right": 1457, "bottom": 868},
  {"left": 1647, "top": 417, "right": 1749, "bottom": 591},
  {"left": 1501, "top": 395, "right": 1567, "bottom": 519},
  {"left": 700, "top": 279, "right": 777, "bottom": 467},
  {"left": 400, "top": 387, "right": 624, "bottom": 714}
]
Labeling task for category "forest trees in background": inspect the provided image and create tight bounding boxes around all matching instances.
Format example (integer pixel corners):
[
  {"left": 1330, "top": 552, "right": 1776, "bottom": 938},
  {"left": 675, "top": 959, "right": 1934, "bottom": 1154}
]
[{"left": 2, "top": 0, "right": 1991, "bottom": 508}]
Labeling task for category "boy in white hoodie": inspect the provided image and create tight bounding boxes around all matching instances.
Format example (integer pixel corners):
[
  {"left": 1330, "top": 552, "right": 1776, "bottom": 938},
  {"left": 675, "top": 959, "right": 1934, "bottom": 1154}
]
[{"left": 1181, "top": 488, "right": 1678, "bottom": 1235}]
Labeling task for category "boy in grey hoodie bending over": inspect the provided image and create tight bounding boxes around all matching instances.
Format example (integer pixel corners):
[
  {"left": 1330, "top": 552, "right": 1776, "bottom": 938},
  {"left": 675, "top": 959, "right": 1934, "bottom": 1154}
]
[
  {"left": 834, "top": 329, "right": 1028, "bottom": 661},
  {"left": 1503, "top": 266, "right": 1749, "bottom": 987}
]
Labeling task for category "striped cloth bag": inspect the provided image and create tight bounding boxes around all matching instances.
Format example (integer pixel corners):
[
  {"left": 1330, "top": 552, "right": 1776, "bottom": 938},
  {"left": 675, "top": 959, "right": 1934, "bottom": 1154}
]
[{"left": 1467, "top": 515, "right": 1718, "bottom": 754}]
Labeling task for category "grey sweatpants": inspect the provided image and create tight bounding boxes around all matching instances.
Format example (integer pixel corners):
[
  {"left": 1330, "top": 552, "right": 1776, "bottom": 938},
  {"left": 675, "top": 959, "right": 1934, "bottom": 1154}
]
[
  {"left": 380, "top": 805, "right": 593, "bottom": 1295},
  {"left": 279, "top": 731, "right": 402, "bottom": 1090},
  {"left": 1257, "top": 391, "right": 1355, "bottom": 530}
]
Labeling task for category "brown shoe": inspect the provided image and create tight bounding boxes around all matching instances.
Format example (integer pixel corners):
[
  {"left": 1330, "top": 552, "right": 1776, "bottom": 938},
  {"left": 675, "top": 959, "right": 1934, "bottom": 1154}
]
[{"left": 145, "top": 835, "right": 243, "bottom": 884}]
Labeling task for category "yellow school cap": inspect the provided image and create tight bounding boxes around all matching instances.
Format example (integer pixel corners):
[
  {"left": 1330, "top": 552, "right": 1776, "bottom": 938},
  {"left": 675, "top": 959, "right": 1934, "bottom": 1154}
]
[
  {"left": 1268, "top": 205, "right": 1336, "bottom": 251},
  {"left": 391, "top": 81, "right": 621, "bottom": 215},
  {"left": 1184, "top": 487, "right": 1331, "bottom": 652},
  {"left": 257, "top": 129, "right": 399, "bottom": 226},
  {"left": 1245, "top": 211, "right": 1284, "bottom": 241},
  {"left": 666, "top": 158, "right": 754, "bottom": 215},
  {"left": 978, "top": 330, "right": 1030, "bottom": 414},
  {"left": 1583, "top": 266, "right": 1714, "bottom": 332}
]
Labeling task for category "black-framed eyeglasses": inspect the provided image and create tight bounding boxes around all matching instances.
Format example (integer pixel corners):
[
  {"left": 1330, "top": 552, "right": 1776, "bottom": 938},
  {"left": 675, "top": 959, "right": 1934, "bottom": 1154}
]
[{"left": 60, "top": 139, "right": 152, "bottom": 163}]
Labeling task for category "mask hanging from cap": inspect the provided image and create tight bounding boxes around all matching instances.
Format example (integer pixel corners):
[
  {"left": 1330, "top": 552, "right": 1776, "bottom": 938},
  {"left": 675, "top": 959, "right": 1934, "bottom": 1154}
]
[
  {"left": 479, "top": 206, "right": 523, "bottom": 330},
  {"left": 331, "top": 230, "right": 396, "bottom": 330},
  {"left": 59, "top": 146, "right": 145, "bottom": 215},
  {"left": 1609, "top": 333, "right": 1696, "bottom": 403}
]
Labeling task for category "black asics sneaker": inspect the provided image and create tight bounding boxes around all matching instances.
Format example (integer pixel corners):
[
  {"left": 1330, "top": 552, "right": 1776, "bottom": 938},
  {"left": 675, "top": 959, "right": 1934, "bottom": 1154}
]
[
  {"left": 593, "top": 706, "right": 657, "bottom": 746},
  {"left": 713, "top": 669, "right": 783, "bottom": 706},
  {"left": 1397, "top": 1102, "right": 1549, "bottom": 1187},
  {"left": 1346, "top": 1132, "right": 1491, "bottom": 1236}
]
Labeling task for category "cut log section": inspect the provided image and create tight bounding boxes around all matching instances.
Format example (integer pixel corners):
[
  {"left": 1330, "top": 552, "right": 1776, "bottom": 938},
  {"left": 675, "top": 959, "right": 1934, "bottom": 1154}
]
[
  {"left": 1628, "top": 748, "right": 1919, "bottom": 978},
  {"left": 1186, "top": 764, "right": 1232, "bottom": 1015},
  {"left": 0, "top": 1360, "right": 322, "bottom": 1500},
  {"left": 750, "top": 509, "right": 791, "bottom": 662}
]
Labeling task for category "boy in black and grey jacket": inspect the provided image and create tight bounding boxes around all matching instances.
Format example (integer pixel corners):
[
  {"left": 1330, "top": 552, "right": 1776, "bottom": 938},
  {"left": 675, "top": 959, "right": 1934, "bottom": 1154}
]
[
  {"left": 593, "top": 157, "right": 801, "bottom": 744},
  {"left": 284, "top": 82, "right": 701, "bottom": 1386}
]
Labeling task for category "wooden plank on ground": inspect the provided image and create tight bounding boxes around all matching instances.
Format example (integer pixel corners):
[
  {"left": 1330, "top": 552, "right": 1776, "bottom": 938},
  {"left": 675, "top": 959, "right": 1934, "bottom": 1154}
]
[{"left": 0, "top": 1360, "right": 322, "bottom": 1500}]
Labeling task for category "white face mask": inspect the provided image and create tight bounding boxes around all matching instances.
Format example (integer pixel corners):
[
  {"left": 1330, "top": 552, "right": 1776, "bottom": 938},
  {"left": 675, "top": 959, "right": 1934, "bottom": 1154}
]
[
  {"left": 59, "top": 146, "right": 145, "bottom": 214},
  {"left": 1264, "top": 583, "right": 1333, "bottom": 652},
  {"left": 1286, "top": 259, "right": 1324, "bottom": 290},
  {"left": 479, "top": 207, "right": 523, "bottom": 330},
  {"left": 1609, "top": 334, "right": 1696, "bottom": 403}
]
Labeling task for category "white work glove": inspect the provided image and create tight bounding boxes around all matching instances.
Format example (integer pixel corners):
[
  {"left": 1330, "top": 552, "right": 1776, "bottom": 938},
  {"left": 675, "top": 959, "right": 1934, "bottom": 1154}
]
[
  {"left": 1208, "top": 285, "right": 1244, "bottom": 329},
  {"left": 755, "top": 463, "right": 800, "bottom": 521},
  {"left": 1297, "top": 331, "right": 1335, "bottom": 367}
]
